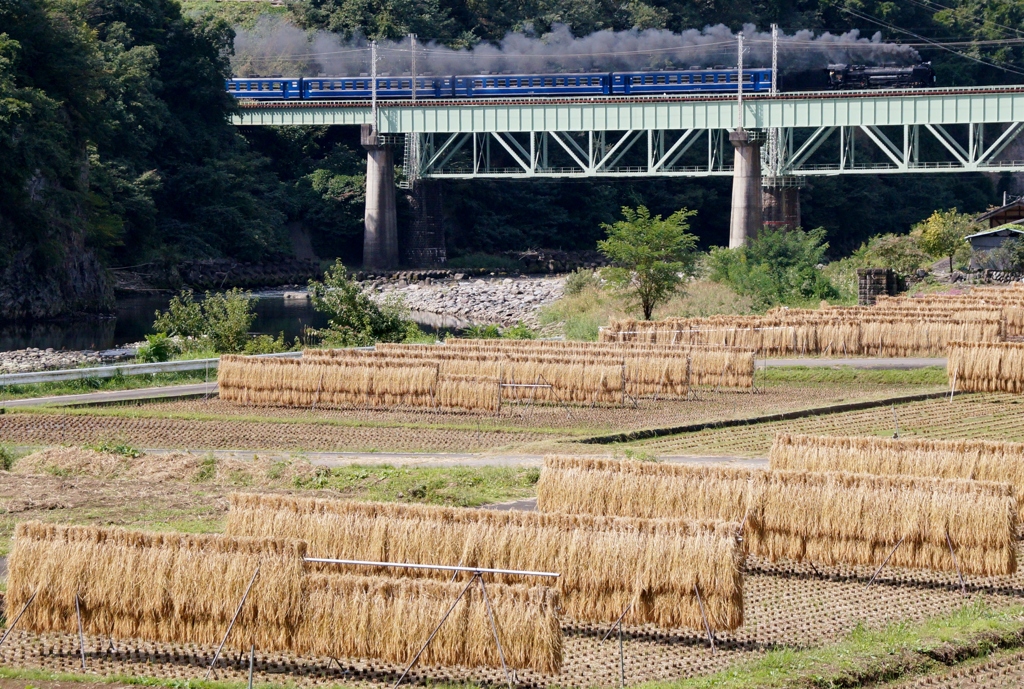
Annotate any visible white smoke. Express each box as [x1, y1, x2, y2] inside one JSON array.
[[231, 18, 921, 78]]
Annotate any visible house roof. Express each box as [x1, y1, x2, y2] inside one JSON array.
[[965, 225, 1024, 240], [974, 199, 1024, 222]]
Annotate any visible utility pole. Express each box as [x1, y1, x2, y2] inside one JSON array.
[[770, 24, 778, 96], [737, 33, 744, 130], [768, 23, 779, 177], [410, 33, 417, 102], [371, 40, 378, 136]]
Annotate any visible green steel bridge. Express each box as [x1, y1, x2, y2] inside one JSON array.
[[234, 86, 1024, 179]]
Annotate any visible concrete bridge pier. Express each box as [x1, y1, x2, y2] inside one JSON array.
[[728, 129, 763, 248], [361, 124, 399, 270], [762, 182, 802, 230]]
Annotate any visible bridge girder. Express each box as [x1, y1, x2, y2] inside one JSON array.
[[232, 88, 1024, 179]]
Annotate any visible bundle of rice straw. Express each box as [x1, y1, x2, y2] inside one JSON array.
[[376, 341, 756, 389], [537, 456, 1017, 576], [7, 522, 563, 672], [948, 340, 1024, 393], [296, 574, 562, 672], [217, 355, 499, 411], [226, 493, 744, 631], [6, 522, 306, 651], [600, 314, 1003, 356], [770, 433, 1024, 518]]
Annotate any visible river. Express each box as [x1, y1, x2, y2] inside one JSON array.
[[0, 291, 330, 352], [0, 290, 470, 352]]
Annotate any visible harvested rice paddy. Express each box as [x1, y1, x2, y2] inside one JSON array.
[[1, 550, 1022, 688], [0, 369, 946, 455], [628, 392, 1024, 457], [0, 350, 1019, 689]]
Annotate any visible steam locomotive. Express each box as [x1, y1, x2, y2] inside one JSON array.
[[226, 62, 934, 101]]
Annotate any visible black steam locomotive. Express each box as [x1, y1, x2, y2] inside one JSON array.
[[827, 62, 936, 89]]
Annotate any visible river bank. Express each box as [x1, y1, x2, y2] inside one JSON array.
[[0, 275, 567, 371]]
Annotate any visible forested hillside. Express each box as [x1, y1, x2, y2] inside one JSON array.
[[2, 0, 1023, 318]]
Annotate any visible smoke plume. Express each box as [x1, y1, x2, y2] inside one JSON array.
[[231, 18, 921, 78]]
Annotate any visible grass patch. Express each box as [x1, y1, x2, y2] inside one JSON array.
[[761, 366, 948, 387], [0, 370, 208, 402], [0, 666, 289, 689], [647, 600, 1024, 689], [293, 464, 540, 506], [538, 280, 754, 340]]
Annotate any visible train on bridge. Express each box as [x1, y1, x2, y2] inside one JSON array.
[[226, 63, 935, 101]]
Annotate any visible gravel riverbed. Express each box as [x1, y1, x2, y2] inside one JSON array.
[[369, 275, 565, 327], [0, 348, 102, 374]]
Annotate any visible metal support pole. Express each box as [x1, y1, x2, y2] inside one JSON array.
[[478, 576, 513, 689], [737, 34, 744, 130], [248, 643, 256, 689], [945, 531, 967, 595], [371, 41, 378, 135], [600, 600, 633, 686], [393, 575, 478, 689], [76, 592, 87, 670], [410, 34, 417, 102], [892, 403, 900, 439], [618, 621, 625, 688], [771, 24, 778, 95], [304, 557, 559, 579], [867, 537, 905, 586], [0, 591, 37, 650], [950, 368, 958, 402], [206, 565, 261, 680], [693, 585, 717, 654]]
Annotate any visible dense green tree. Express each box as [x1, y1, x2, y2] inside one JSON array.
[[598, 205, 699, 320], [1, 0, 292, 304], [914, 208, 979, 272]]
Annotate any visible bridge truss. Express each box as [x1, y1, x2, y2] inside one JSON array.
[[404, 121, 1024, 179], [233, 86, 1024, 180]]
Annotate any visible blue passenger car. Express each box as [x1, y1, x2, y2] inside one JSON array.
[[302, 76, 454, 99], [610, 68, 773, 95], [453, 73, 611, 98], [226, 78, 303, 100]]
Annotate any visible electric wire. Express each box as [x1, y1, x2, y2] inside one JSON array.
[[840, 6, 1024, 77]]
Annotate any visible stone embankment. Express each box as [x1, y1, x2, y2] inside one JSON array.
[[369, 275, 565, 327]]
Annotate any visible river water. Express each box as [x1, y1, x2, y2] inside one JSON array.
[[0, 290, 469, 352], [0, 291, 329, 352]]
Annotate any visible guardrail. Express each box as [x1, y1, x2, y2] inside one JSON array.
[[0, 351, 301, 387]]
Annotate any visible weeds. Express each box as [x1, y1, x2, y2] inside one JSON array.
[[193, 454, 218, 482], [90, 441, 142, 458]]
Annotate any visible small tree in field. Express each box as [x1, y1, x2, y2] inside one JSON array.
[[914, 209, 977, 273], [598, 205, 699, 320]]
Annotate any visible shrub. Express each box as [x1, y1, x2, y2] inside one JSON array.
[[463, 324, 502, 339], [244, 333, 289, 354], [462, 322, 536, 339], [135, 333, 174, 363], [308, 260, 410, 346], [708, 226, 839, 309], [152, 289, 258, 354], [564, 269, 600, 296]]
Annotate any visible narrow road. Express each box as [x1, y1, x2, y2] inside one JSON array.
[[0, 382, 215, 407], [140, 448, 766, 469], [762, 357, 946, 369]]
